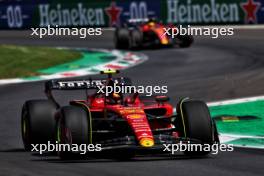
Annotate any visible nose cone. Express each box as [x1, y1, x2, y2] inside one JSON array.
[[122, 108, 154, 148]]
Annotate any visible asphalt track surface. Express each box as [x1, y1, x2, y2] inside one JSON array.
[[0, 29, 264, 176]]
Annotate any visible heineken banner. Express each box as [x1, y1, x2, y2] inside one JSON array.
[[0, 0, 263, 29]]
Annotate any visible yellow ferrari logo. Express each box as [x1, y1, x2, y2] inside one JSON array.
[[139, 138, 154, 147]]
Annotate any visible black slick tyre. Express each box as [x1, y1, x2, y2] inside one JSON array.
[[57, 106, 92, 160], [177, 99, 214, 156], [21, 100, 57, 151]]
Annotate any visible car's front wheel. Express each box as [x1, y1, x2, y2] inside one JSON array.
[[56, 106, 92, 160], [176, 99, 216, 156]]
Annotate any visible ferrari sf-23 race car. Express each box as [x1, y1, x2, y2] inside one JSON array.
[[21, 70, 219, 159], [115, 19, 194, 49]]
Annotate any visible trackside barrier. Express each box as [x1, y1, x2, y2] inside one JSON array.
[[0, 0, 263, 29]]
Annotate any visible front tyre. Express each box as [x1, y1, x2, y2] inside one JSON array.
[[176, 99, 215, 156], [57, 106, 92, 160]]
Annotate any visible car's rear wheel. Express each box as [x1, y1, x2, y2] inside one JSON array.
[[21, 100, 57, 151], [57, 106, 92, 160], [115, 28, 131, 49], [130, 29, 143, 48], [176, 99, 215, 156]]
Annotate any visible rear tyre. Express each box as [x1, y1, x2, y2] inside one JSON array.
[[178, 34, 194, 48], [57, 106, 91, 160], [176, 99, 214, 156], [130, 29, 143, 49], [21, 100, 57, 151], [115, 28, 131, 49]]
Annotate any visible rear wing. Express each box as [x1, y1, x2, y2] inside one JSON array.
[[45, 77, 132, 91], [45, 80, 103, 91], [44, 77, 132, 107]]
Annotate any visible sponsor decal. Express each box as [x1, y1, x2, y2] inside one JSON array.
[[119, 0, 157, 23], [165, 0, 264, 24], [127, 114, 145, 119], [166, 0, 240, 23], [105, 2, 123, 26], [1, 0, 264, 29], [38, 3, 105, 27], [240, 0, 261, 23], [120, 108, 145, 115], [57, 80, 104, 88]]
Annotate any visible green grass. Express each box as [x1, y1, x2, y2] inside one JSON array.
[[0, 45, 82, 79], [209, 100, 264, 136]]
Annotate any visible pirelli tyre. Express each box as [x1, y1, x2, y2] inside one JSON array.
[[56, 106, 92, 160], [115, 28, 131, 49], [21, 100, 57, 151], [176, 99, 215, 156], [178, 34, 194, 48], [130, 29, 143, 48]]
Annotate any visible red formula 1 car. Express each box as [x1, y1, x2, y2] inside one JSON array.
[[114, 19, 194, 49], [21, 70, 218, 159]]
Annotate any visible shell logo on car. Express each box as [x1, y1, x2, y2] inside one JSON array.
[[120, 108, 144, 115], [127, 114, 144, 119]]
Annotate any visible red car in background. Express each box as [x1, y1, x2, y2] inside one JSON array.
[[115, 19, 194, 49], [21, 70, 218, 160]]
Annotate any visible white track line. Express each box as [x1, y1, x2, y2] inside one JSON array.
[[0, 49, 148, 85], [220, 133, 264, 139], [172, 95, 264, 112], [196, 25, 264, 29], [232, 145, 264, 149], [207, 95, 264, 107]]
